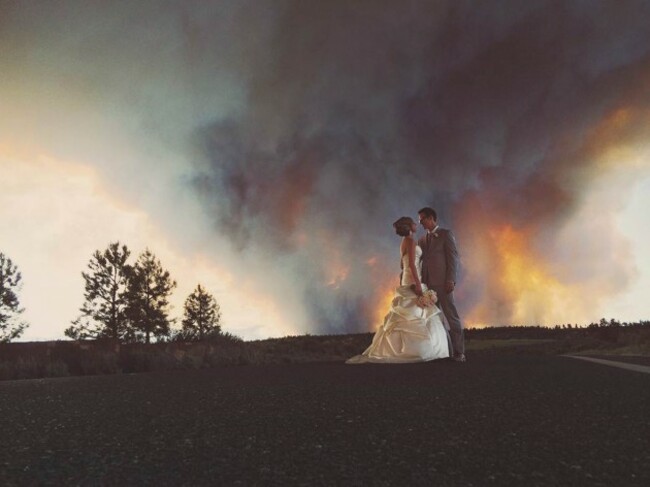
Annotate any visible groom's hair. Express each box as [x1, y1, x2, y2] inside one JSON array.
[[418, 207, 437, 220], [393, 216, 414, 237]]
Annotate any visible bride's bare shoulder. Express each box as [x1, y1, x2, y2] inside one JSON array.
[[402, 236, 417, 254]]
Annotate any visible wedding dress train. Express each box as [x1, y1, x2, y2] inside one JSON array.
[[346, 245, 450, 364]]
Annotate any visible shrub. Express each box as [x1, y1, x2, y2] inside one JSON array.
[[79, 352, 121, 376]]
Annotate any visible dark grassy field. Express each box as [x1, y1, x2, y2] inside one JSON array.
[[1, 323, 648, 484], [1, 321, 648, 381], [1, 352, 648, 486]]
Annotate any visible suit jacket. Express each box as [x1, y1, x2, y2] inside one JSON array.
[[417, 228, 459, 287]]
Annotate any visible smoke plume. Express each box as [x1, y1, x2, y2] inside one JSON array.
[[2, 1, 650, 335], [193, 1, 650, 330]]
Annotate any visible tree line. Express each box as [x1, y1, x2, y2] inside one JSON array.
[[0, 243, 223, 343]]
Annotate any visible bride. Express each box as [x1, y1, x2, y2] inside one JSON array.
[[346, 216, 450, 364]]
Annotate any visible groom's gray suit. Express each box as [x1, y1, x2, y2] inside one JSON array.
[[418, 228, 465, 357]]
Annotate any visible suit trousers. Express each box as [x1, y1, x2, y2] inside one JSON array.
[[431, 286, 464, 356]]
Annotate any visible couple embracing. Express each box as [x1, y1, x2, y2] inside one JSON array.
[[347, 207, 465, 364]]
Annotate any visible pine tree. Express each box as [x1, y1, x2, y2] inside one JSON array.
[[0, 252, 27, 343], [65, 242, 132, 341], [181, 284, 222, 340], [125, 249, 176, 343]]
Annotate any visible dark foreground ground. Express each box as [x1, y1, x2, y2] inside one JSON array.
[[1, 352, 648, 486]]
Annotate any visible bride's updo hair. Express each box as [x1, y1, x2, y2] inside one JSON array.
[[393, 216, 414, 237]]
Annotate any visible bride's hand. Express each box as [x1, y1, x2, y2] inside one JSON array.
[[414, 283, 423, 296]]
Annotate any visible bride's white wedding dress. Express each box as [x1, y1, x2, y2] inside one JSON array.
[[346, 245, 450, 364]]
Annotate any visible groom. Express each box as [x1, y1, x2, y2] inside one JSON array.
[[417, 207, 466, 362]]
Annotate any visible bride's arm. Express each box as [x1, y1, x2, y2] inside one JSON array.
[[406, 238, 423, 296]]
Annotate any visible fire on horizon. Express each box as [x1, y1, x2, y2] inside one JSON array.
[[1, 1, 650, 341]]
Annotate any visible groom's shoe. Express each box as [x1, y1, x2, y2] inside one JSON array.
[[452, 354, 466, 363]]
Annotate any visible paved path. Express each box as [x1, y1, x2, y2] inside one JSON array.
[[564, 355, 650, 374], [1, 353, 649, 486]]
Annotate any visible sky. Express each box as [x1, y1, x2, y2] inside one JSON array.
[[1, 0, 649, 341]]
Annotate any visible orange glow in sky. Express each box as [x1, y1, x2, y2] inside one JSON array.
[[0, 144, 300, 340]]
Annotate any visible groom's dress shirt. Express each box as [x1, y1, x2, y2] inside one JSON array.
[[426, 225, 440, 246]]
